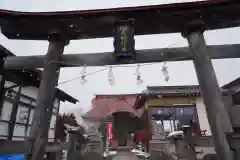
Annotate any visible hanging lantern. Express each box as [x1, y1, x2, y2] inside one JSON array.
[[113, 19, 135, 60]]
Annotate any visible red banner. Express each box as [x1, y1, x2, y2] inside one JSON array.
[[107, 123, 113, 146]]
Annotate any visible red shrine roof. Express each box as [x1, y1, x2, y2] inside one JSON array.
[[0, 0, 239, 40], [82, 94, 139, 121]]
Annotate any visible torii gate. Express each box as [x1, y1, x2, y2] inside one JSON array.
[[0, 1, 240, 160]]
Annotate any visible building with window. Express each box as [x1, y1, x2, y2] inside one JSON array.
[[135, 86, 209, 136], [0, 81, 78, 141], [81, 79, 240, 154], [134, 83, 237, 138], [0, 45, 78, 141], [82, 94, 139, 150]]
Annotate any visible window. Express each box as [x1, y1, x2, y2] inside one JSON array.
[[13, 124, 26, 137], [50, 115, 57, 129], [1, 101, 13, 121], [52, 107, 58, 114], [150, 105, 200, 134], [20, 96, 32, 105], [54, 99, 59, 108], [0, 121, 8, 136], [17, 106, 29, 124], [31, 100, 36, 107], [28, 109, 35, 125], [6, 90, 14, 99]]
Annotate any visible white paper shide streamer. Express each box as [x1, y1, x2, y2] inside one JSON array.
[[135, 64, 143, 85], [162, 62, 170, 82], [108, 66, 115, 86], [80, 65, 87, 84]]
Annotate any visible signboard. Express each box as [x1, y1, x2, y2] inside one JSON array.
[[113, 20, 135, 58]]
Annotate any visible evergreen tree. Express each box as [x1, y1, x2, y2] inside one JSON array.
[[55, 112, 80, 142]]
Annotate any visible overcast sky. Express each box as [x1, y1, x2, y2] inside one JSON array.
[[1, 0, 240, 114]]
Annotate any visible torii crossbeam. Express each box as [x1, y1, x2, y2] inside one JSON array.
[[1, 1, 240, 160], [3, 44, 240, 69]]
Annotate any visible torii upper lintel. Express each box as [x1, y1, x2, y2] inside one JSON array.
[[0, 0, 239, 40]]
